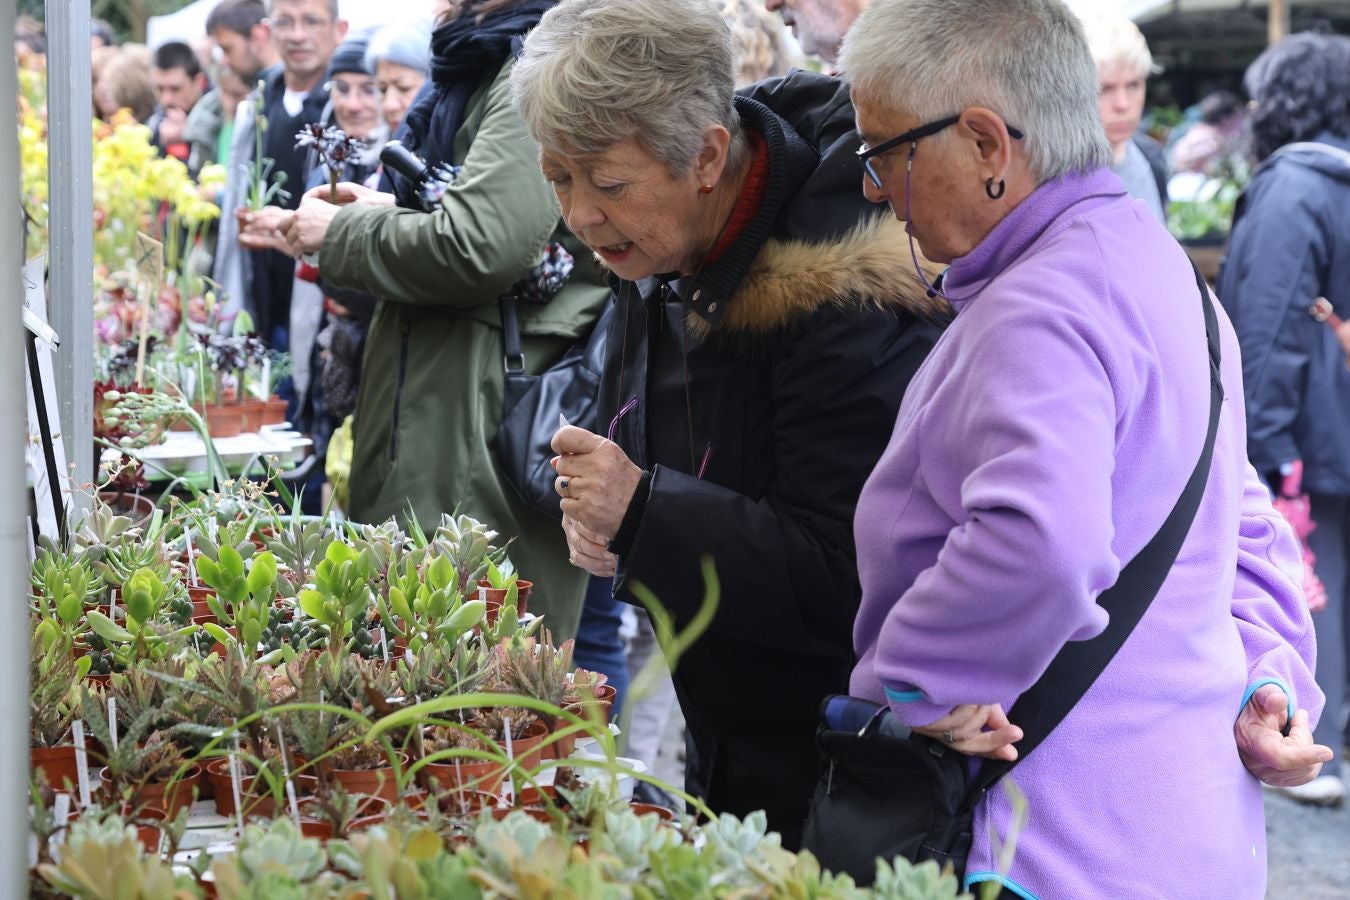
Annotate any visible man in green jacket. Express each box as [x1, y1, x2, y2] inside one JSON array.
[[285, 56, 610, 640]]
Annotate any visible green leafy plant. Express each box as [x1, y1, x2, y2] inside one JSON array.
[[431, 514, 502, 599], [209, 819, 334, 900], [300, 541, 374, 658], [379, 553, 486, 655], [195, 547, 278, 653]]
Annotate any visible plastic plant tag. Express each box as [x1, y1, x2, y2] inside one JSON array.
[[72, 720, 92, 808], [559, 413, 569, 428], [228, 737, 245, 837], [184, 527, 198, 586], [107, 698, 119, 752], [53, 790, 70, 826], [275, 723, 301, 827], [502, 717, 515, 808]]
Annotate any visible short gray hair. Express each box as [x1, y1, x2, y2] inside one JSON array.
[[511, 0, 742, 174], [840, 0, 1111, 184], [366, 19, 432, 74]]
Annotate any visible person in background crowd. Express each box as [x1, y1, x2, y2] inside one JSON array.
[[1218, 32, 1350, 808], [15, 15, 46, 67], [367, 19, 432, 134], [763, 0, 867, 66], [150, 41, 210, 163], [514, 0, 942, 846], [1170, 90, 1246, 176], [215, 0, 345, 350], [182, 62, 252, 282], [186, 63, 251, 179], [279, 0, 610, 640], [243, 32, 391, 494], [91, 45, 120, 118], [96, 45, 158, 124], [91, 19, 117, 50], [723, 0, 797, 85], [843, 0, 1326, 895], [1082, 13, 1168, 224], [207, 0, 281, 87]]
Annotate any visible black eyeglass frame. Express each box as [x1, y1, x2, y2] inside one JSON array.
[[857, 114, 1025, 190]]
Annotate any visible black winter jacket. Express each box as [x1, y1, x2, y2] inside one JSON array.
[[599, 71, 945, 847], [1218, 132, 1350, 495]]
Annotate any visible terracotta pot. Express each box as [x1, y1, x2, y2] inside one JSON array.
[[31, 744, 79, 792], [422, 719, 547, 796], [297, 795, 389, 840], [204, 404, 242, 438], [629, 802, 676, 822], [238, 399, 266, 433], [124, 804, 169, 856], [205, 757, 319, 818], [330, 758, 407, 803], [516, 785, 560, 809], [433, 788, 499, 817], [100, 764, 202, 820], [478, 580, 533, 622], [262, 397, 289, 426]]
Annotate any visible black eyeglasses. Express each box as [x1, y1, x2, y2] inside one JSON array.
[[857, 114, 1025, 190]]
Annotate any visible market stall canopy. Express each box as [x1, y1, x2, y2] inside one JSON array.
[[1067, 0, 1291, 21], [147, 0, 438, 48]]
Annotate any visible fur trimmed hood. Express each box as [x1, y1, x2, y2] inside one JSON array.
[[690, 215, 950, 337]]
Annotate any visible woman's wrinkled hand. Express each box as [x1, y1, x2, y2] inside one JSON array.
[[236, 205, 295, 254], [1235, 684, 1333, 787], [913, 704, 1024, 761], [551, 425, 643, 540], [283, 196, 342, 256], [562, 514, 617, 577]]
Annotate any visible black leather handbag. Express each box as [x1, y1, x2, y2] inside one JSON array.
[[801, 264, 1223, 886], [496, 294, 613, 520]]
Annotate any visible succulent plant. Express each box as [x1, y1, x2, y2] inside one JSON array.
[[37, 810, 199, 899], [29, 628, 85, 749], [209, 818, 331, 899]]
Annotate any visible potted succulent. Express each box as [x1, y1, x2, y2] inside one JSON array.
[[299, 541, 374, 660], [194, 547, 278, 659], [29, 630, 87, 792], [378, 553, 487, 656]]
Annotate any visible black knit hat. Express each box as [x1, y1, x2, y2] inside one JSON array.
[[329, 31, 373, 76]]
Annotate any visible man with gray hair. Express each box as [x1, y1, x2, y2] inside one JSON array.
[[763, 0, 867, 64]]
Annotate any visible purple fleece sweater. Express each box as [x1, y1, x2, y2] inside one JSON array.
[[850, 168, 1322, 899]]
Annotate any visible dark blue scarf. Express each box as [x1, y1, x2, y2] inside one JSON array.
[[390, 0, 555, 209]]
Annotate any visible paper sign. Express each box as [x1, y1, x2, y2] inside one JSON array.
[[134, 232, 164, 287]]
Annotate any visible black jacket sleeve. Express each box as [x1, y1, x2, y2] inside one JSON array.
[[614, 307, 939, 656], [1217, 163, 1330, 473]]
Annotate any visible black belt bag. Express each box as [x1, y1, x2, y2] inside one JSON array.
[[802, 263, 1223, 885]]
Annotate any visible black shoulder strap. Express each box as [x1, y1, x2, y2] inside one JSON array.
[[966, 262, 1224, 806], [499, 296, 525, 375]]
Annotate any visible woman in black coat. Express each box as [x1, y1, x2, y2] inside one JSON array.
[[1217, 32, 1350, 807], [511, 0, 944, 845]]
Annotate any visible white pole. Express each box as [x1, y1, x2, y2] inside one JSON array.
[[1, 7, 35, 892], [45, 0, 95, 498]]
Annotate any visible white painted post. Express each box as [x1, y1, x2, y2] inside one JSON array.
[[1, 4, 35, 891], [46, 0, 95, 502]]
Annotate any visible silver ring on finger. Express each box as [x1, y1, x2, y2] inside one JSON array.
[[942, 730, 955, 744], [559, 476, 571, 498]]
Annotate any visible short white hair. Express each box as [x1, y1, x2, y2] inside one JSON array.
[[1081, 13, 1153, 79], [511, 0, 743, 174], [840, 0, 1111, 184]]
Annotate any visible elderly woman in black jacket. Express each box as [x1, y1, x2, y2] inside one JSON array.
[[1218, 32, 1350, 807], [512, 0, 942, 845]]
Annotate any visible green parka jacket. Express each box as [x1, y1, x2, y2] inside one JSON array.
[[319, 58, 610, 639]]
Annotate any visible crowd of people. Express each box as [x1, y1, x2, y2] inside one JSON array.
[[25, 0, 1350, 894]]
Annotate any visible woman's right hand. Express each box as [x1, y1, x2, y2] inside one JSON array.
[[913, 704, 1024, 761], [237, 206, 296, 253], [302, 181, 396, 207]]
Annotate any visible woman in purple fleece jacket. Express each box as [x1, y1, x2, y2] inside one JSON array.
[[840, 1, 1330, 897]]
